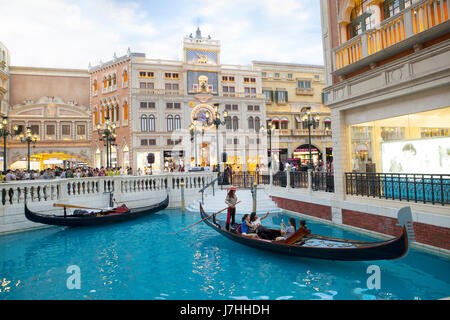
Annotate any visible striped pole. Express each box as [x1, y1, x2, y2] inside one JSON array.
[[252, 182, 257, 212], [181, 181, 185, 212]]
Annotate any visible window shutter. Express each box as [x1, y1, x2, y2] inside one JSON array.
[[285, 91, 288, 102]]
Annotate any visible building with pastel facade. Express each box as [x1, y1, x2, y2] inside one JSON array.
[[90, 29, 268, 173], [5, 66, 91, 170], [0, 41, 10, 117], [252, 61, 332, 169]]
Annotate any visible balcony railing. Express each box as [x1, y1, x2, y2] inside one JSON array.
[[345, 172, 450, 205], [296, 88, 314, 95], [333, 0, 450, 73]]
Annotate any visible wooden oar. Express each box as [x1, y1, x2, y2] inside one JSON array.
[[53, 203, 106, 211], [169, 201, 241, 235]]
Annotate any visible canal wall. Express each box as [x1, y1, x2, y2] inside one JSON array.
[[267, 186, 450, 257], [0, 172, 217, 235]]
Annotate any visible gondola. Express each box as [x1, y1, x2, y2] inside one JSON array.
[[200, 204, 415, 261], [25, 195, 169, 227]]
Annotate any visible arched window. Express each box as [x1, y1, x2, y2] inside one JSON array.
[[141, 115, 148, 131], [225, 116, 232, 130], [232, 116, 239, 131], [280, 117, 289, 129], [115, 105, 120, 122], [248, 117, 254, 130], [94, 107, 98, 125], [122, 69, 128, 87], [149, 115, 155, 132], [107, 75, 112, 87], [101, 105, 105, 123], [112, 73, 117, 86], [349, 0, 373, 39], [110, 105, 115, 122], [123, 101, 128, 120], [93, 80, 98, 94], [167, 115, 173, 132], [174, 115, 181, 131], [255, 116, 260, 132], [103, 76, 107, 89]]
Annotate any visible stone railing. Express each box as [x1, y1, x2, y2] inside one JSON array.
[[333, 0, 450, 72], [0, 172, 216, 208]]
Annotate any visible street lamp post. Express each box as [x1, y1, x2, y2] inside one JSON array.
[[211, 103, 227, 172], [301, 106, 320, 170], [189, 120, 199, 167], [0, 116, 19, 175], [19, 127, 38, 171], [97, 117, 117, 168], [260, 121, 275, 171]]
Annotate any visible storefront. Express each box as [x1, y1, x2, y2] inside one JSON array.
[[163, 150, 185, 171], [136, 151, 161, 173], [348, 107, 450, 174], [292, 144, 322, 166]]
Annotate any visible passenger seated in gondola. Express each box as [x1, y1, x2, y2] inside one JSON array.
[[237, 214, 259, 239], [249, 211, 281, 240], [275, 218, 297, 241]]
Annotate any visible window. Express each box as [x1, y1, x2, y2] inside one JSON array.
[[149, 115, 155, 132], [166, 102, 173, 109], [140, 102, 148, 109], [62, 125, 70, 136], [247, 105, 254, 111], [174, 115, 181, 131], [223, 76, 235, 81], [172, 73, 179, 79], [46, 125, 55, 135], [225, 104, 231, 111], [140, 82, 154, 89], [244, 77, 256, 83], [274, 73, 280, 78], [297, 80, 311, 88], [276, 90, 288, 103], [232, 104, 238, 111], [234, 138, 239, 145], [139, 71, 154, 78], [280, 122, 288, 130], [174, 103, 181, 109], [141, 115, 148, 131], [139, 72, 146, 77], [349, 0, 374, 39], [248, 117, 254, 130], [254, 105, 260, 111], [30, 125, 39, 135], [383, 0, 412, 19], [263, 90, 272, 102], [287, 73, 293, 80], [140, 139, 148, 146], [255, 117, 260, 132], [232, 116, 239, 131], [262, 72, 267, 78], [149, 139, 156, 145], [314, 74, 320, 80], [167, 115, 173, 132], [77, 125, 86, 135], [148, 102, 155, 109], [14, 124, 24, 135], [225, 116, 232, 130]]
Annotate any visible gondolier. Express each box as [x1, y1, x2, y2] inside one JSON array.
[[225, 187, 238, 231]]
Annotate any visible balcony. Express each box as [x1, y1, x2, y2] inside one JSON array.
[[333, 0, 450, 76], [296, 88, 314, 96]]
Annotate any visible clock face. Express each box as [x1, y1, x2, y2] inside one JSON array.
[[191, 104, 214, 129]]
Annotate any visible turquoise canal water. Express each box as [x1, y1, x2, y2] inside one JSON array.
[[0, 208, 449, 300]]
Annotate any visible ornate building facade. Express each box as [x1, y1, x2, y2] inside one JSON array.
[[0, 41, 10, 116], [252, 61, 332, 169], [7, 66, 91, 170], [90, 29, 268, 172]]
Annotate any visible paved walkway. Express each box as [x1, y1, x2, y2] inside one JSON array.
[[186, 187, 282, 215]]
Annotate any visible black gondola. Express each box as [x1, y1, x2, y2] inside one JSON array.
[[25, 195, 169, 227], [200, 204, 415, 261]]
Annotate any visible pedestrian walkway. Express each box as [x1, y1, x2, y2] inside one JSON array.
[[185, 187, 282, 215]]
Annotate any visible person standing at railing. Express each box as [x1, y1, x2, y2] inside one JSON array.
[[225, 187, 238, 231]]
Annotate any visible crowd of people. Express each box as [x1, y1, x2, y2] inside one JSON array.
[[2, 166, 134, 181]]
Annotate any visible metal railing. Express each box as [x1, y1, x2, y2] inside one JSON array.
[[345, 172, 450, 205], [199, 176, 219, 204]]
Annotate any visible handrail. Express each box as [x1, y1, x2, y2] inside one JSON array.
[[199, 176, 219, 204]]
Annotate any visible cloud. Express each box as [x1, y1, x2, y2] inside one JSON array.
[[0, 0, 324, 68]]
